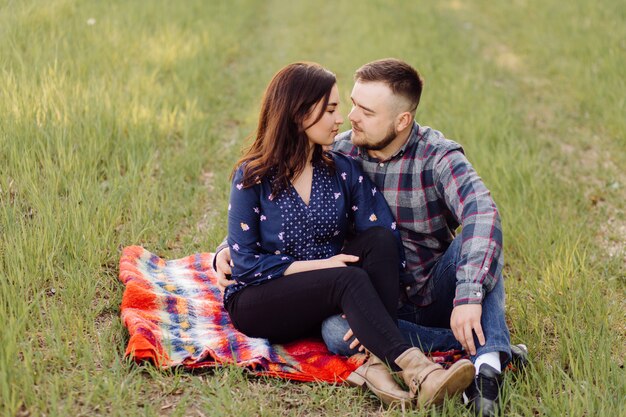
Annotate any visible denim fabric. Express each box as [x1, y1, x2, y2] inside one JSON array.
[[397, 235, 511, 364], [321, 314, 461, 356], [322, 234, 512, 364]]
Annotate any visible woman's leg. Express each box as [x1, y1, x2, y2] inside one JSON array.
[[226, 265, 411, 368], [340, 227, 401, 321]]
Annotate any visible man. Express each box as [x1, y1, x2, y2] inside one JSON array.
[[215, 58, 521, 416]]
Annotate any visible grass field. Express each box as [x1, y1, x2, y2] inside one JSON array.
[[1, 0, 624, 415]]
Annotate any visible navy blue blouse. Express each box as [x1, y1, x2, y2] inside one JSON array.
[[225, 151, 404, 302]]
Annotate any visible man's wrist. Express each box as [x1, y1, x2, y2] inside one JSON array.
[[453, 282, 485, 307], [212, 241, 229, 271]]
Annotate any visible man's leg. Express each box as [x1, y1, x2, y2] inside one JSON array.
[[397, 235, 512, 365], [322, 232, 511, 363], [396, 235, 513, 416], [322, 315, 461, 356], [321, 228, 463, 356]]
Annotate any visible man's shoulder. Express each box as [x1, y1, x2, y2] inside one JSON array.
[[332, 131, 359, 156], [416, 125, 464, 157]]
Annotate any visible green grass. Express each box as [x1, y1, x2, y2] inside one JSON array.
[[1, 0, 624, 415]]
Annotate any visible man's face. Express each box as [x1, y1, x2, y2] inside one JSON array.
[[348, 81, 398, 150]]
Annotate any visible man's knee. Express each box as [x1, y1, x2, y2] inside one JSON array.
[[321, 314, 360, 356]]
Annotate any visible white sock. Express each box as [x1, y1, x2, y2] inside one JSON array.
[[473, 352, 501, 375]]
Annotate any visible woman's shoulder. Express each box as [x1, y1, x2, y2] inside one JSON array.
[[231, 163, 247, 183], [325, 151, 369, 189], [328, 150, 362, 171], [231, 162, 270, 192]]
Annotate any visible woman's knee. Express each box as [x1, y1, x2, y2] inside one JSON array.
[[361, 227, 400, 258], [334, 266, 370, 288], [362, 226, 395, 242]]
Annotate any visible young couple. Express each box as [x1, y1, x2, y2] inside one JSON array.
[[214, 59, 522, 416]]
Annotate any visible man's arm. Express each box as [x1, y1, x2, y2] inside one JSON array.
[[435, 149, 503, 354], [212, 237, 228, 272], [435, 149, 503, 306], [213, 245, 235, 291]]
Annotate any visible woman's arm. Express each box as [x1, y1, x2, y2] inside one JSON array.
[[284, 254, 359, 275], [228, 168, 295, 284]]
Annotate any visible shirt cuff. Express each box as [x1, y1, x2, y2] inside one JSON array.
[[453, 282, 485, 307], [212, 240, 229, 272]]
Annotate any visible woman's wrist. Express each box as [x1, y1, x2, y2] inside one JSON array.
[[284, 259, 326, 275]]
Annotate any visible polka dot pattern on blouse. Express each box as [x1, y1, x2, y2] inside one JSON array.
[[225, 152, 404, 303], [278, 164, 338, 261]]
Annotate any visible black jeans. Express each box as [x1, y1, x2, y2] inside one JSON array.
[[226, 227, 411, 368]]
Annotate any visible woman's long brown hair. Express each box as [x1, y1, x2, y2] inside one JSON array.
[[235, 62, 336, 194]]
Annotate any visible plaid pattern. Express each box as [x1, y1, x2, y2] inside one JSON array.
[[334, 123, 503, 307], [119, 246, 363, 382], [119, 245, 466, 381]]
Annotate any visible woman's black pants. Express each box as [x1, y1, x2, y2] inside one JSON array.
[[225, 227, 411, 368]]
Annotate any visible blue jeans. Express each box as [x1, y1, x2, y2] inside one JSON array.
[[321, 235, 512, 364], [322, 315, 462, 355]]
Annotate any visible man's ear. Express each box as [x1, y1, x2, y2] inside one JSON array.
[[395, 111, 413, 132]]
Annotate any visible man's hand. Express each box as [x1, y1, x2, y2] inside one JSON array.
[[341, 315, 365, 352], [450, 304, 485, 355], [215, 248, 235, 291]]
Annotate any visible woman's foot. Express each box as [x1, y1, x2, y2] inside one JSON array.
[[395, 347, 475, 407], [346, 355, 412, 406]]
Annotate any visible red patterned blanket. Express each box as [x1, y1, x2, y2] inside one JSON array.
[[119, 246, 465, 382]]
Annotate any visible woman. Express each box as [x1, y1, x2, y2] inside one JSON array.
[[225, 62, 474, 407]]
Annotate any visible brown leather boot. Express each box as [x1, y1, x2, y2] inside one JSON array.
[[345, 355, 412, 406], [394, 347, 475, 407]]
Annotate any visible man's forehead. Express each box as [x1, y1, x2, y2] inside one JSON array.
[[351, 81, 393, 107]]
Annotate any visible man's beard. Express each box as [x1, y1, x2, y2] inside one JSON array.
[[354, 123, 397, 151]]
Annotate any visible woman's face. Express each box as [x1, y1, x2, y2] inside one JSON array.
[[303, 84, 344, 147]]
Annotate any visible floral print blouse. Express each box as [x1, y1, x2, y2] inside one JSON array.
[[225, 151, 404, 302]]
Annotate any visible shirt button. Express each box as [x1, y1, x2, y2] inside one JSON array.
[[483, 267, 489, 271], [379, 163, 384, 167]]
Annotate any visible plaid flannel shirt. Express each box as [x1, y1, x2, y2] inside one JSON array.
[[333, 122, 503, 307]]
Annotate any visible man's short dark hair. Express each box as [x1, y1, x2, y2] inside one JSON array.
[[355, 58, 423, 113]]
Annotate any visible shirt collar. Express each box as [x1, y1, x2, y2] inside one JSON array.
[[356, 121, 420, 162]]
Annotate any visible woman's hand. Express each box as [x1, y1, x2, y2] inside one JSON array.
[[284, 254, 359, 275], [326, 254, 360, 268]]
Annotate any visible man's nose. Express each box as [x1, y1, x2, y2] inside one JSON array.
[[348, 106, 357, 122]]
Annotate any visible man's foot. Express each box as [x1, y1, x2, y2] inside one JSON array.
[[510, 343, 529, 369], [463, 364, 502, 417]]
